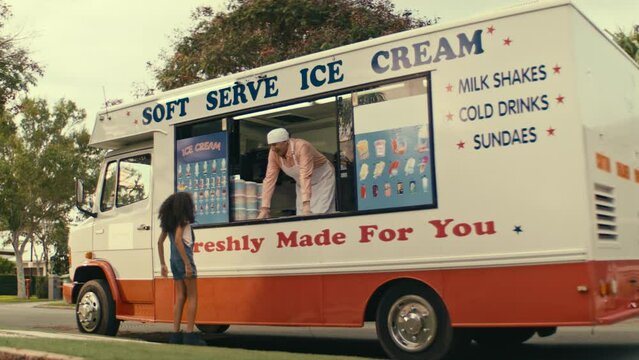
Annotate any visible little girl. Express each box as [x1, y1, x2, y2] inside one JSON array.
[[157, 192, 205, 346]]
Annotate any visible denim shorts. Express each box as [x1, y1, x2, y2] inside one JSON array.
[[169, 231, 197, 280], [170, 254, 197, 280]]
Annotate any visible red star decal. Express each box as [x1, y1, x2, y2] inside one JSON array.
[[133, 119, 139, 125], [457, 141, 465, 149], [126, 111, 131, 116], [487, 26, 496, 35], [556, 95, 565, 104], [446, 83, 453, 92], [553, 64, 561, 74], [446, 112, 454, 121], [503, 37, 512, 46], [547, 127, 556, 136]]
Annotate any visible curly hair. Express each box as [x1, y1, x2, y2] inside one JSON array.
[[158, 192, 195, 233]]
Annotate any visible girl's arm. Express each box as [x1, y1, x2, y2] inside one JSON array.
[[174, 224, 193, 277], [157, 230, 168, 277]]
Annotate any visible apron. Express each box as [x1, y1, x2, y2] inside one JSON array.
[[279, 141, 336, 215]]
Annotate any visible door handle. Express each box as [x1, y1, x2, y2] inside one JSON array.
[[137, 224, 151, 231], [95, 229, 104, 234]]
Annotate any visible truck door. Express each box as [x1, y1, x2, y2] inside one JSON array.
[[94, 150, 154, 303]]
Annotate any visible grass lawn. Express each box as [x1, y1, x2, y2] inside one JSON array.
[[0, 337, 367, 360], [0, 295, 49, 303]]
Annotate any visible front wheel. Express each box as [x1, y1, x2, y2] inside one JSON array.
[[196, 324, 230, 334], [75, 279, 120, 336], [376, 284, 452, 360]]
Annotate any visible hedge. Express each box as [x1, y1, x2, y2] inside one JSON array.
[[0, 275, 48, 297]]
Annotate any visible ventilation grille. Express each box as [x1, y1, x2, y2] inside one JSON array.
[[594, 183, 617, 241]]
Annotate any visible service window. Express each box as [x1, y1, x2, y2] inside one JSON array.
[[230, 97, 338, 221], [175, 74, 434, 227], [117, 154, 152, 207]]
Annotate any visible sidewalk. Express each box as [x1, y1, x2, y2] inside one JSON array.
[[0, 347, 83, 360]]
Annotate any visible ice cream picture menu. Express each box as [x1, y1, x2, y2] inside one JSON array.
[[176, 132, 229, 225], [353, 94, 434, 211]]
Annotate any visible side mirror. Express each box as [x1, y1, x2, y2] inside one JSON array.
[[75, 179, 84, 205], [75, 179, 97, 218]]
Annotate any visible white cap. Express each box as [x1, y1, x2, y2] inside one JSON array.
[[267, 128, 289, 144]]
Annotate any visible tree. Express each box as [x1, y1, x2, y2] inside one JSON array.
[[0, 97, 93, 298], [612, 26, 639, 63], [151, 0, 433, 91], [0, 1, 98, 293], [29, 219, 69, 275], [0, 3, 42, 112], [0, 257, 15, 274], [43, 220, 70, 275]]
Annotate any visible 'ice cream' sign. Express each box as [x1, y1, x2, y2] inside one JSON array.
[[371, 29, 484, 74]]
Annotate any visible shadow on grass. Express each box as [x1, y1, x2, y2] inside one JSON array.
[[448, 343, 639, 360], [120, 331, 388, 359]]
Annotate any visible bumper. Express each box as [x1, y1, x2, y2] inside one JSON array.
[[63, 283, 74, 304]]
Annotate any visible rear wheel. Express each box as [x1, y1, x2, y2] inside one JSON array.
[[196, 324, 230, 334], [376, 283, 452, 360], [75, 279, 120, 336]]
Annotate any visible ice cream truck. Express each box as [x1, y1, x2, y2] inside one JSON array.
[[66, 1, 639, 359]]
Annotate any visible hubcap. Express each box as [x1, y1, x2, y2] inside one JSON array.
[[77, 291, 101, 332], [387, 295, 437, 352]]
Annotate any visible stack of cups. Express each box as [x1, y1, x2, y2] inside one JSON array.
[[256, 183, 263, 210], [245, 181, 258, 219], [232, 177, 246, 221]]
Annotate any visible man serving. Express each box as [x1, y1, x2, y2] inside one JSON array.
[[257, 128, 335, 218]]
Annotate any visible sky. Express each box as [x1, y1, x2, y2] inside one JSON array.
[[5, 0, 638, 130]]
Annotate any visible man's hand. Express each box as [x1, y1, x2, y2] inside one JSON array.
[[185, 264, 193, 278], [160, 264, 168, 278], [302, 201, 312, 215], [257, 207, 270, 219]]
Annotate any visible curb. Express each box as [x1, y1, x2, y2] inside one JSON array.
[[32, 304, 74, 311], [0, 347, 83, 360], [0, 330, 157, 344]]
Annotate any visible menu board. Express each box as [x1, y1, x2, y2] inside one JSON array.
[[175, 132, 229, 225], [353, 95, 434, 211]]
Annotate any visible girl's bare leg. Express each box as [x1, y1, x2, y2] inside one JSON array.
[[173, 280, 186, 332], [183, 277, 198, 333]]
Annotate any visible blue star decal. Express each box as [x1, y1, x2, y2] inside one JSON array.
[[513, 225, 523, 234]]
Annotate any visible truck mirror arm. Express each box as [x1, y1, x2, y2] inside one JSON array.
[[76, 205, 97, 218]]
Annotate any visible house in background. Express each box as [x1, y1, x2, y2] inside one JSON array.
[[0, 233, 49, 276]]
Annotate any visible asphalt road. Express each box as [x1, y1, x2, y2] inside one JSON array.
[[2, 302, 639, 359]]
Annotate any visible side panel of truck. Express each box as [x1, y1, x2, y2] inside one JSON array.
[[144, 5, 600, 326]]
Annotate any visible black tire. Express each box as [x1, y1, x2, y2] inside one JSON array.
[[196, 324, 230, 334], [75, 279, 120, 336], [471, 327, 535, 348], [376, 283, 453, 360]]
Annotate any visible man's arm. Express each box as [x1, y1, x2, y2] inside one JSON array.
[[258, 149, 281, 219]]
